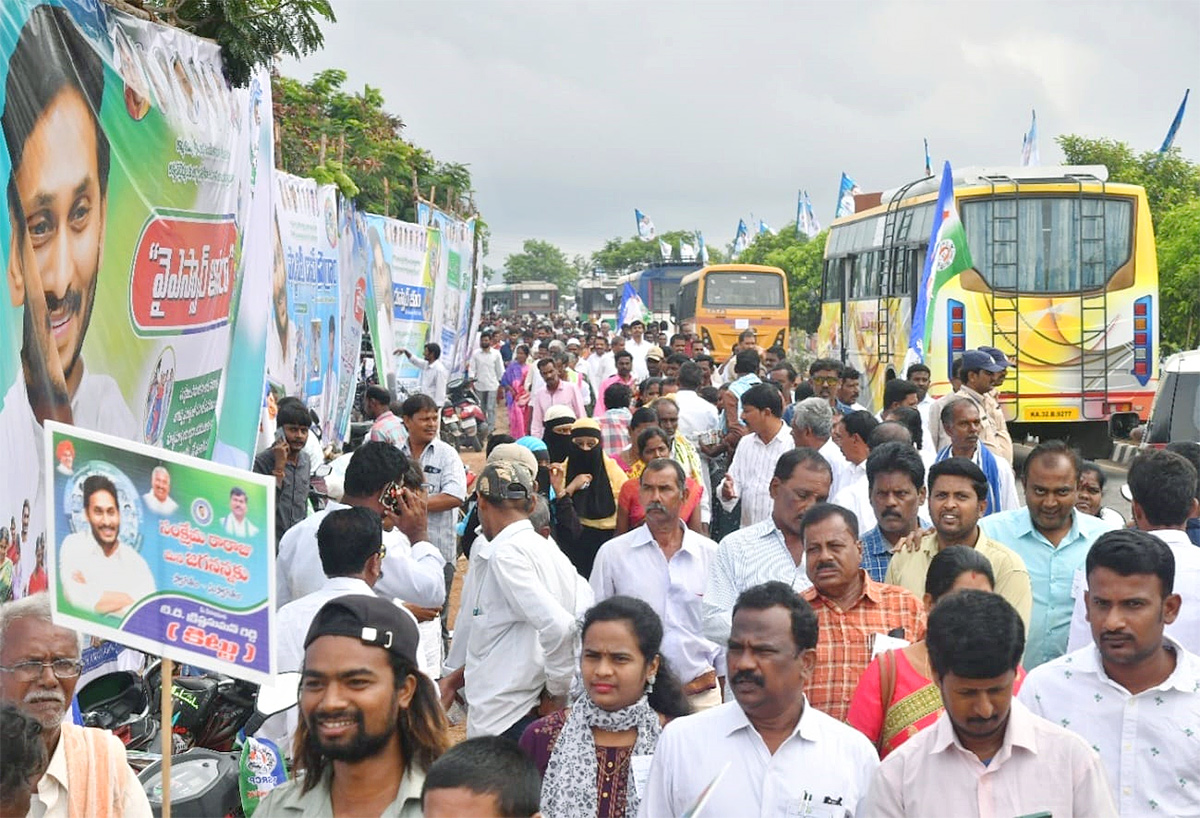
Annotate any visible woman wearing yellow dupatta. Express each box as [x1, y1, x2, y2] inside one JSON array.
[[848, 546, 1026, 757]]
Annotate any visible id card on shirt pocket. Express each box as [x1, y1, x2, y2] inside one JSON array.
[[785, 801, 840, 818], [630, 754, 653, 797]]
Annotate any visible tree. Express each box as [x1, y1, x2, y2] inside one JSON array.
[[273, 70, 477, 224], [737, 225, 828, 332], [1057, 134, 1200, 352], [504, 240, 577, 293], [116, 0, 336, 87]]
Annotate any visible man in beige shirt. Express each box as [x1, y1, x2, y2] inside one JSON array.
[[886, 457, 1032, 627], [954, 350, 1013, 464]]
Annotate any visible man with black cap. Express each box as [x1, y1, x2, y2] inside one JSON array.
[[440, 461, 584, 740], [255, 595, 450, 818]]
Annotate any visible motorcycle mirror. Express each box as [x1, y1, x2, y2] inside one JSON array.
[[256, 672, 301, 717]]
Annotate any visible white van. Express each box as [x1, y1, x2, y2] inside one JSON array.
[[1143, 349, 1200, 446]]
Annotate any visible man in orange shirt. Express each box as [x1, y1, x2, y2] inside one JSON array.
[[801, 503, 926, 721]]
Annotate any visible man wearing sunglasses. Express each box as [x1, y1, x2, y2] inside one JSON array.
[[0, 592, 152, 817]]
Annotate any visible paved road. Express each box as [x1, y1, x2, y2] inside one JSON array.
[[1012, 443, 1131, 523]]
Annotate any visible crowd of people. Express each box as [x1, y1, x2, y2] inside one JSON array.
[[2, 311, 1199, 817]]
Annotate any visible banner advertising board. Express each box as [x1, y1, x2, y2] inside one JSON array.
[[330, 196, 367, 442], [45, 421, 275, 682], [0, 0, 270, 600], [267, 171, 340, 424], [363, 214, 433, 393], [417, 203, 476, 373]]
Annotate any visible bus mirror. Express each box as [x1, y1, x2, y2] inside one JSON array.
[[669, 303, 677, 320]]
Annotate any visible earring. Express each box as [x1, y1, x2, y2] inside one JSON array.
[[646, 675, 656, 693]]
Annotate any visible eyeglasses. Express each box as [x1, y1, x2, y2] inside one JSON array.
[[812, 376, 840, 385], [0, 659, 83, 681]]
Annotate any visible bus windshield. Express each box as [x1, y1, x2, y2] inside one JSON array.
[[703, 272, 785, 309], [960, 196, 1133, 292]]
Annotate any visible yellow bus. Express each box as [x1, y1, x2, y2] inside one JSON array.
[[818, 166, 1158, 457], [674, 264, 789, 360]]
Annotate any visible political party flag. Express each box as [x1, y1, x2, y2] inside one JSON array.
[[732, 219, 749, 256], [679, 238, 696, 261], [618, 282, 649, 327], [1159, 89, 1190, 153], [758, 219, 774, 236], [697, 231, 709, 264], [635, 209, 656, 241], [835, 173, 860, 218], [924, 138, 932, 176], [1020, 109, 1040, 166], [804, 191, 821, 236], [659, 238, 672, 260], [910, 161, 973, 366]]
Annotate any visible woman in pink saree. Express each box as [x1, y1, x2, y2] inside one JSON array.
[[501, 344, 531, 436]]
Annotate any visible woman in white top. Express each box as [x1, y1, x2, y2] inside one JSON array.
[[1076, 460, 1126, 527]]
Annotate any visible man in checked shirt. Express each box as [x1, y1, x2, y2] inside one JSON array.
[[800, 502, 926, 722]]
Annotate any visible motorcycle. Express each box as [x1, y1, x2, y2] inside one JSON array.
[[137, 671, 301, 818], [444, 377, 487, 451], [77, 669, 159, 760]]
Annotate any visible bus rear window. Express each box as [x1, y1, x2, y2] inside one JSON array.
[[961, 196, 1133, 292], [703, 273, 785, 308]]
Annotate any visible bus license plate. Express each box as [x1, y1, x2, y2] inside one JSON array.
[[1025, 407, 1080, 421]]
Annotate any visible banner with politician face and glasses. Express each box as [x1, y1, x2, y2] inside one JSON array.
[[363, 213, 434, 394], [0, 0, 271, 601], [329, 195, 367, 443], [45, 421, 275, 682]]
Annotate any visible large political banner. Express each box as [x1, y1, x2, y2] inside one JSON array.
[[363, 213, 434, 393], [0, 0, 270, 602], [417, 203, 476, 374], [331, 196, 367, 442], [267, 171, 340, 423], [45, 422, 275, 683]]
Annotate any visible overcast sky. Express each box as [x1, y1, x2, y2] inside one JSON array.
[[290, 1, 1200, 267]]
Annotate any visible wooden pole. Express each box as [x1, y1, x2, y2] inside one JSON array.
[[318, 133, 327, 167], [383, 177, 390, 218], [159, 657, 174, 818], [337, 134, 345, 164]]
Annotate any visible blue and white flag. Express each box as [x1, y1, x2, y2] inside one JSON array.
[[924, 138, 932, 177], [1020, 110, 1040, 166], [635, 209, 656, 241], [795, 190, 805, 237], [1159, 89, 1190, 153], [697, 231, 709, 264], [679, 238, 697, 261], [835, 173, 860, 218], [659, 238, 672, 260], [804, 191, 821, 236], [758, 219, 774, 236], [618, 282, 649, 327], [907, 160, 973, 374], [732, 219, 749, 256]]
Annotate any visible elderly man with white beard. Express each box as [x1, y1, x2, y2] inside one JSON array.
[[0, 593, 151, 817]]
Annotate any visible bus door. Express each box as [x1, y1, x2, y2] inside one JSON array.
[[839, 255, 855, 364]]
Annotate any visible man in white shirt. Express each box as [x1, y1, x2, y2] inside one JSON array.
[[141, 467, 179, 516], [397, 342, 449, 406], [60, 475, 156, 619], [591, 459, 723, 709], [640, 581, 879, 817], [673, 362, 719, 444], [624, 319, 653, 380], [827, 409, 877, 524], [440, 461, 585, 739], [1067, 449, 1200, 655], [468, 330, 505, 433], [221, 486, 260, 537], [275, 442, 445, 611], [703, 448, 831, 644], [720, 383, 795, 527], [1021, 529, 1198, 818], [585, 335, 616, 391], [863, 589, 1116, 817], [790, 396, 849, 499]]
